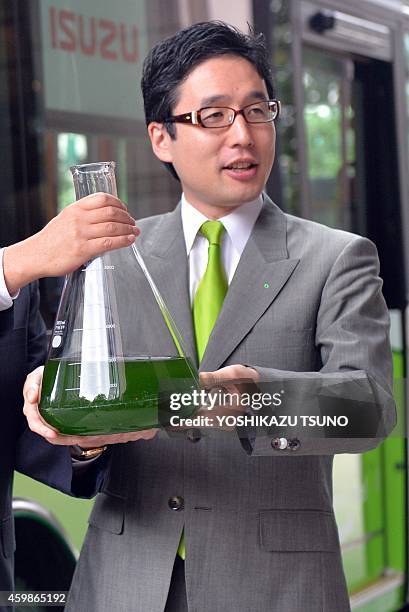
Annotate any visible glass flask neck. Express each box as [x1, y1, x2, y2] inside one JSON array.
[[70, 161, 117, 200]]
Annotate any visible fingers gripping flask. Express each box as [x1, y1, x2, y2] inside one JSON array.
[[39, 162, 198, 435]]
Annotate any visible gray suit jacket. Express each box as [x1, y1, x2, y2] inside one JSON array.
[[66, 196, 395, 612]]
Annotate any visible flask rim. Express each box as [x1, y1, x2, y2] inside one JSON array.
[[70, 161, 115, 175]]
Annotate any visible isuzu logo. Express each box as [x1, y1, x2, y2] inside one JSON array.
[[49, 6, 139, 64]]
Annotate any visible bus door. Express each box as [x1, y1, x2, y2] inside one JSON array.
[[299, 4, 407, 610]]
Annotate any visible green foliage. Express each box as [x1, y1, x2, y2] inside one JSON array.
[[305, 106, 341, 179]]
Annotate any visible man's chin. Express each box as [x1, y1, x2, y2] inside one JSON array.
[[228, 190, 263, 207]]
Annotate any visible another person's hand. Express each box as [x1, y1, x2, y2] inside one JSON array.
[[4, 193, 140, 295], [23, 366, 158, 447]]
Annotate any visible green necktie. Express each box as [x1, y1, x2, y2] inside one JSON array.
[[177, 221, 228, 560], [193, 221, 228, 362]]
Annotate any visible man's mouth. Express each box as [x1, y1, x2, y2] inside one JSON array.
[[223, 162, 258, 172]]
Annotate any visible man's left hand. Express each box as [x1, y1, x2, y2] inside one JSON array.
[[200, 364, 260, 388]]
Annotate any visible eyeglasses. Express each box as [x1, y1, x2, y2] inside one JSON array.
[[166, 99, 281, 129]]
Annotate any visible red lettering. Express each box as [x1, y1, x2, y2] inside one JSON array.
[[99, 19, 118, 61], [79, 15, 96, 56], [59, 10, 76, 52], [49, 6, 57, 49], [120, 24, 138, 63], [51, 9, 139, 64]]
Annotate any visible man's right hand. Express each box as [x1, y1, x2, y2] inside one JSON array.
[[4, 193, 139, 295]]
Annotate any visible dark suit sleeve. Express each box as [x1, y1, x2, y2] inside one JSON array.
[[25, 282, 47, 374], [240, 237, 396, 456], [15, 282, 110, 498]]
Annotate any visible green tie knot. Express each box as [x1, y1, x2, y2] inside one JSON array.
[[200, 220, 225, 246]]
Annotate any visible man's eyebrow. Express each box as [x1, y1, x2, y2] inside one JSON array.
[[199, 90, 268, 107]]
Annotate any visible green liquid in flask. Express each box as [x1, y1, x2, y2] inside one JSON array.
[[39, 356, 197, 435]]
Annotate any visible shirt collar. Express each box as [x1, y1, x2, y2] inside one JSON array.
[[181, 193, 264, 257]]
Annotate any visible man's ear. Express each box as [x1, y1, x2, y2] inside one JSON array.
[[147, 122, 174, 163]]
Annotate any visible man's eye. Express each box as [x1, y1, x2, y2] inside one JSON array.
[[204, 111, 225, 121], [248, 106, 264, 115]]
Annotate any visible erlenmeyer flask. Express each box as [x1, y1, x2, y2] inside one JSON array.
[[39, 161, 198, 435]]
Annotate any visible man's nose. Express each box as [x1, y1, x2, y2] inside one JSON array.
[[228, 113, 254, 147]]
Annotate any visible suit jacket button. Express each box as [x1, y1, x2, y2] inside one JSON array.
[[186, 428, 201, 443], [272, 437, 288, 450], [288, 438, 301, 451], [168, 496, 184, 511]]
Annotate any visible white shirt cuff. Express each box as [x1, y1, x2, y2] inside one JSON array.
[[0, 248, 19, 311]]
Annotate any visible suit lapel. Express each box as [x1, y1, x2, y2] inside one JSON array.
[[200, 197, 299, 371], [139, 198, 299, 372], [138, 205, 198, 367]]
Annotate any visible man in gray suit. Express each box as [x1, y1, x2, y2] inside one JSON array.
[[24, 21, 395, 612]]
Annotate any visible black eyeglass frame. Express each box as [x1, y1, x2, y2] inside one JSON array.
[[166, 99, 281, 128]]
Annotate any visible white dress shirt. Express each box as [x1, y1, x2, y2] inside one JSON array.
[[0, 248, 16, 311], [181, 193, 263, 304]]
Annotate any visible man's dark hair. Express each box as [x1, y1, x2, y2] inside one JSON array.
[[141, 21, 275, 180]]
